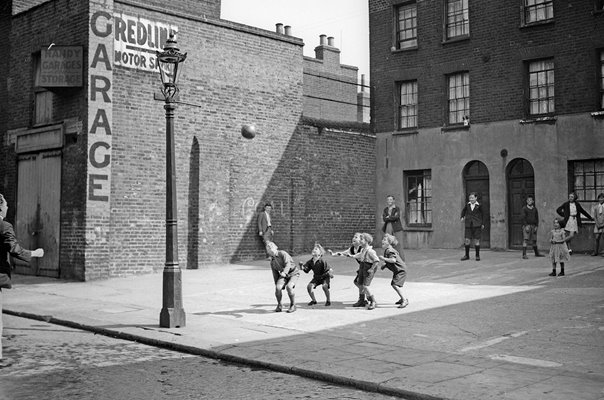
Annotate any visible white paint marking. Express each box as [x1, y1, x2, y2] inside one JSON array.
[[489, 354, 562, 368], [459, 331, 528, 352]]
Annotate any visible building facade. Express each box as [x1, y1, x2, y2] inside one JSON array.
[[369, 0, 604, 252], [0, 0, 374, 280]]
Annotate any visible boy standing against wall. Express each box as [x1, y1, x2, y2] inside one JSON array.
[[521, 195, 544, 259]]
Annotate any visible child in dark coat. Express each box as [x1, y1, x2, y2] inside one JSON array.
[[300, 244, 333, 306], [460, 192, 485, 261]]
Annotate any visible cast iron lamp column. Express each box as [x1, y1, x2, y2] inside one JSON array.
[[156, 33, 187, 328]]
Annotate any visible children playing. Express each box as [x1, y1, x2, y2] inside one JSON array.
[[548, 218, 570, 277], [328, 233, 366, 307], [378, 233, 409, 308], [300, 244, 333, 306]]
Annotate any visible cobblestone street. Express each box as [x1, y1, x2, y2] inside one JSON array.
[[0, 315, 398, 400]]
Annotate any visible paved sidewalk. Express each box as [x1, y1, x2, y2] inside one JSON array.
[[2, 249, 604, 399]]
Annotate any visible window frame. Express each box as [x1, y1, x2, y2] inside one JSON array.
[[404, 169, 432, 228], [397, 80, 418, 130], [394, 2, 418, 50], [446, 71, 470, 125], [526, 58, 555, 117], [521, 0, 554, 26], [444, 0, 469, 41], [32, 51, 53, 126], [568, 159, 604, 218]]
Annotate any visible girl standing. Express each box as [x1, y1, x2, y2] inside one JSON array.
[[549, 218, 570, 277], [556, 192, 592, 254], [379, 234, 409, 308]]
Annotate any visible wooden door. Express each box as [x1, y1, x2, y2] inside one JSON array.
[[507, 159, 534, 249], [463, 161, 490, 248], [14, 150, 61, 277]]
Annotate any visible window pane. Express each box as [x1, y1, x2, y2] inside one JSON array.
[[524, 0, 553, 23], [399, 81, 418, 129], [528, 58, 554, 115], [446, 0, 469, 39], [397, 3, 417, 49], [448, 72, 469, 124], [571, 160, 604, 214]]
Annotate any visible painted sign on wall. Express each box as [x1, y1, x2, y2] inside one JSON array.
[[40, 46, 83, 87], [114, 13, 178, 72]]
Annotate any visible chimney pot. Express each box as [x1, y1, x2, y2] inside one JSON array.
[[284, 25, 292, 35], [319, 34, 327, 45], [276, 23, 284, 34], [327, 36, 334, 46]]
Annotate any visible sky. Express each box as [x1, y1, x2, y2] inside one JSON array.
[[221, 0, 369, 80]]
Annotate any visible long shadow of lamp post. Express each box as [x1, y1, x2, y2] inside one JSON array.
[[156, 32, 187, 328]]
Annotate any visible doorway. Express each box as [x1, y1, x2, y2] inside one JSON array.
[[463, 161, 490, 248], [507, 158, 535, 249], [14, 150, 61, 277]]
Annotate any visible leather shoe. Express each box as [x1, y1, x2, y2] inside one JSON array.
[[287, 305, 297, 313], [460, 255, 470, 261], [274, 305, 282, 312], [307, 300, 317, 306]]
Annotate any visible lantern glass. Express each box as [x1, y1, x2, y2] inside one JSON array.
[[156, 32, 187, 100]]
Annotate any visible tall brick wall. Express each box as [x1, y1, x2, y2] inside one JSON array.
[[369, 0, 604, 133], [233, 119, 376, 260]]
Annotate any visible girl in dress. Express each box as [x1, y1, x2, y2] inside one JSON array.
[[549, 218, 570, 277]]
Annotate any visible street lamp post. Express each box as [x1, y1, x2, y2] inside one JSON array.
[[156, 33, 187, 328]]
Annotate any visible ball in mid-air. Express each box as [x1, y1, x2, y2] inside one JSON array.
[[241, 124, 256, 139]]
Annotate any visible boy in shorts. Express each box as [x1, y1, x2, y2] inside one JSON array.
[[266, 241, 299, 313]]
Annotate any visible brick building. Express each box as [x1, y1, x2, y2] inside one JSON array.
[[369, 0, 604, 252], [0, 0, 374, 280], [303, 33, 370, 123]]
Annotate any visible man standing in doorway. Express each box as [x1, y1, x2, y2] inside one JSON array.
[[460, 192, 485, 261], [258, 202, 274, 245]]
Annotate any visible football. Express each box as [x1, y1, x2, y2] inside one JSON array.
[[241, 124, 256, 139]]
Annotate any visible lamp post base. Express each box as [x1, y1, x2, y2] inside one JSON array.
[[159, 266, 186, 328], [159, 307, 186, 328]]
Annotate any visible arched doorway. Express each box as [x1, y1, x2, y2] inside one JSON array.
[[463, 161, 490, 248], [507, 158, 535, 249]]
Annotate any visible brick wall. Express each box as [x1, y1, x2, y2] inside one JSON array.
[[369, 0, 604, 133], [233, 119, 376, 260]]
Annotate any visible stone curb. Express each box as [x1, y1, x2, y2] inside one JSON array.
[[3, 308, 449, 400]]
